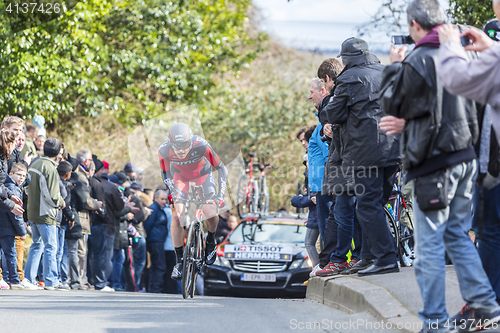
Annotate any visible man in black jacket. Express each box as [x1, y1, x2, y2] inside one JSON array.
[[88, 157, 110, 291], [380, 0, 500, 330], [315, 58, 363, 277], [324, 37, 401, 277]]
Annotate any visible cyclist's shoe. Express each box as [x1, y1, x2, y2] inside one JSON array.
[[171, 262, 183, 281], [205, 241, 217, 265]]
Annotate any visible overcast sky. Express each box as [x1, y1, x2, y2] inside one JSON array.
[[252, 0, 450, 53]]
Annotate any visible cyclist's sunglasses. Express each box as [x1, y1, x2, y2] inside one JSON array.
[[172, 141, 191, 151]]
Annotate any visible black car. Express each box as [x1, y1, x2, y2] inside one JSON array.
[[204, 215, 312, 297]]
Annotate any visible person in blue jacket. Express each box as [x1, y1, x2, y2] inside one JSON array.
[[144, 190, 170, 293], [0, 163, 28, 289]]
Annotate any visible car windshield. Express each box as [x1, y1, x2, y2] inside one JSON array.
[[228, 223, 305, 244]]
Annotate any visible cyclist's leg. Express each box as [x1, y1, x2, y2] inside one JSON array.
[[199, 173, 218, 265], [171, 173, 189, 248], [171, 175, 189, 281], [199, 173, 218, 233]]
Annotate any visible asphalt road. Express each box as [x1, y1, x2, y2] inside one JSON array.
[[0, 290, 403, 333]]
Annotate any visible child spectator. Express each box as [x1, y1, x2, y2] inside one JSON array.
[[0, 163, 28, 289], [0, 131, 24, 289]]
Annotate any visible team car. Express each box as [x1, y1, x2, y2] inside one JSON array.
[[204, 214, 313, 297]]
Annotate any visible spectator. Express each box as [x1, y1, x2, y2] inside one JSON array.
[[108, 174, 134, 291], [0, 131, 24, 290], [124, 162, 137, 182], [227, 215, 239, 231], [163, 193, 176, 294], [34, 135, 46, 157], [307, 78, 331, 253], [324, 37, 401, 276], [436, 3, 500, 314], [55, 161, 76, 290], [101, 160, 109, 176], [291, 194, 318, 267], [127, 182, 148, 292], [32, 115, 46, 138], [2, 116, 31, 171], [25, 138, 66, 290], [144, 188, 155, 207], [21, 123, 38, 158], [87, 157, 111, 291], [144, 190, 169, 293], [95, 167, 127, 292], [380, 0, 500, 330], [296, 127, 309, 151], [0, 163, 28, 289], [75, 149, 102, 289]]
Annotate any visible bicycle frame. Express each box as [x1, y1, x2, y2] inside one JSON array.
[[181, 185, 209, 299]]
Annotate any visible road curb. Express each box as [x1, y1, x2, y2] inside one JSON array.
[[306, 276, 422, 333]]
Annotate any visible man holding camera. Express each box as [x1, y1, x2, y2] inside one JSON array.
[[380, 0, 500, 331]]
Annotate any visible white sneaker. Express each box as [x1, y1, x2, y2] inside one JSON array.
[[0, 279, 10, 290], [99, 286, 115, 292], [309, 264, 321, 278], [21, 279, 42, 290], [53, 283, 70, 291], [9, 283, 26, 290]]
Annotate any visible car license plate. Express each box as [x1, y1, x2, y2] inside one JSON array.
[[240, 273, 276, 282]]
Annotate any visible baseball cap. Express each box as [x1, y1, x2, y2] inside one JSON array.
[[484, 19, 500, 41]]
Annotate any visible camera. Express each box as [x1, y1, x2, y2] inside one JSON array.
[[460, 35, 470, 47], [392, 35, 415, 45]]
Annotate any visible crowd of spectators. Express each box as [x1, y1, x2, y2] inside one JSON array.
[[0, 115, 241, 294], [292, 0, 500, 331]]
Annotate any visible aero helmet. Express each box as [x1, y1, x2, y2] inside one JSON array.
[[168, 123, 193, 151]]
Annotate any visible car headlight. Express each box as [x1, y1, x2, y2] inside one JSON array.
[[290, 259, 302, 270], [216, 256, 231, 267], [291, 258, 312, 270], [301, 258, 313, 269]]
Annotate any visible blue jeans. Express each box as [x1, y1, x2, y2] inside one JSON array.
[[148, 242, 166, 293], [105, 233, 115, 280], [110, 249, 125, 289], [314, 192, 333, 242], [25, 222, 58, 287], [304, 227, 320, 267], [0, 236, 20, 284], [56, 226, 66, 283], [61, 241, 69, 284], [413, 161, 500, 333], [89, 225, 108, 289], [132, 236, 146, 290], [475, 184, 500, 301], [330, 193, 359, 263]]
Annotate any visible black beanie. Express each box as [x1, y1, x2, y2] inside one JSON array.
[[44, 138, 62, 158], [92, 154, 104, 172]]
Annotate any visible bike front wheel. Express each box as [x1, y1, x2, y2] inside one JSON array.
[[182, 220, 201, 299]]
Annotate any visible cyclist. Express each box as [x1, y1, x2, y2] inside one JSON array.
[[158, 123, 228, 280]]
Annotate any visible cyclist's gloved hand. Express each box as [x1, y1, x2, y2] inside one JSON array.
[[168, 190, 180, 205], [217, 198, 225, 209]]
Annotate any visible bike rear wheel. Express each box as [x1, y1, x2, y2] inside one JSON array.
[[398, 201, 414, 267], [182, 220, 201, 299], [385, 206, 400, 260]]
